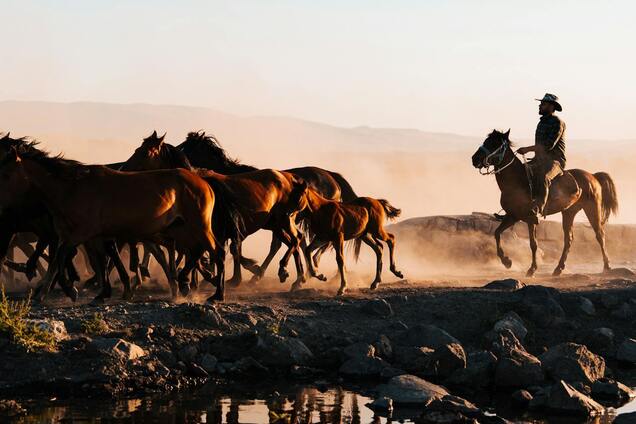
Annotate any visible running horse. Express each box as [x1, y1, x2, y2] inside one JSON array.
[[472, 130, 618, 276]]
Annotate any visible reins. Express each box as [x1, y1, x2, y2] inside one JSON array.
[[478, 137, 534, 197]]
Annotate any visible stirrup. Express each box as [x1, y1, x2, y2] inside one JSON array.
[[493, 213, 506, 221]]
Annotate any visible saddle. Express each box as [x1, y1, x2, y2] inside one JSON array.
[[543, 171, 581, 213]]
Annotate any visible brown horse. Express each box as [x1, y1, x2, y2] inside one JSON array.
[[284, 180, 403, 296], [472, 130, 618, 276], [0, 145, 228, 303], [123, 132, 308, 292]]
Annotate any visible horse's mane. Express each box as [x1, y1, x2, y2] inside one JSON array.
[[178, 131, 257, 173], [0, 133, 94, 179]]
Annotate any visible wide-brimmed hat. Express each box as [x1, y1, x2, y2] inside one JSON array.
[[535, 93, 562, 112]]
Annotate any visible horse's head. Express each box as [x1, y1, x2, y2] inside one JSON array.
[[179, 131, 257, 174], [0, 147, 30, 208], [286, 178, 310, 216], [472, 129, 511, 169], [122, 131, 192, 171]]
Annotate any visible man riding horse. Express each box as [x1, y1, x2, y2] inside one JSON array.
[[516, 93, 566, 224]]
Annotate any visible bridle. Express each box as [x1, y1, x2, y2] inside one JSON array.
[[477, 137, 517, 175]]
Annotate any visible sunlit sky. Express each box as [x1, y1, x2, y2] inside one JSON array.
[[2, 1, 635, 139]]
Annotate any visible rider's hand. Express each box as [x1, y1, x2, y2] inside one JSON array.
[[517, 146, 531, 155]]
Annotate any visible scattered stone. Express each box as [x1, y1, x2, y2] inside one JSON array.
[[517, 286, 565, 328], [200, 353, 218, 373], [392, 346, 434, 373], [0, 400, 25, 417], [492, 311, 528, 342], [254, 334, 314, 367], [546, 380, 604, 416], [362, 299, 393, 317], [447, 351, 497, 389], [511, 389, 533, 407], [591, 378, 635, 402], [616, 338, 636, 364], [343, 342, 375, 359], [188, 363, 209, 377], [426, 343, 467, 378], [612, 303, 633, 320], [539, 343, 605, 385], [419, 395, 509, 424], [367, 397, 393, 413], [25, 319, 68, 341], [90, 338, 146, 361], [339, 355, 391, 377], [374, 335, 393, 359], [483, 278, 525, 291], [490, 329, 525, 357], [600, 294, 620, 309], [230, 357, 268, 375], [577, 297, 596, 316], [577, 328, 615, 355], [494, 348, 544, 388], [375, 374, 448, 406], [178, 345, 198, 364], [401, 324, 460, 349]]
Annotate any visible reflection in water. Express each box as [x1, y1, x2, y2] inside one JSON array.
[[8, 384, 636, 423]]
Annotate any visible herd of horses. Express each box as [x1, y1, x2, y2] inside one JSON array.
[[0, 131, 403, 303], [0, 128, 619, 305]]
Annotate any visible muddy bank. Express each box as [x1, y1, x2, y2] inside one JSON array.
[[2, 274, 636, 422]]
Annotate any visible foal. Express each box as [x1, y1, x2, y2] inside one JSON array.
[[285, 180, 404, 296]]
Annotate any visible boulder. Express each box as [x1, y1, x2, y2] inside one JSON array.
[[447, 351, 497, 388], [178, 345, 198, 364], [343, 342, 375, 359], [577, 297, 596, 316], [26, 319, 68, 342], [339, 356, 391, 377], [492, 311, 527, 342], [489, 328, 525, 357], [426, 343, 467, 378], [494, 348, 544, 388], [616, 338, 636, 364], [230, 357, 268, 375], [419, 395, 510, 424], [483, 279, 525, 291], [374, 335, 393, 359], [612, 303, 633, 320], [90, 338, 146, 361], [546, 381, 604, 416], [517, 285, 565, 327], [366, 397, 393, 413], [577, 327, 614, 355], [615, 412, 636, 424], [539, 343, 605, 385], [200, 353, 218, 373], [392, 346, 434, 373], [591, 378, 635, 402], [362, 299, 393, 317], [254, 334, 314, 367], [376, 374, 448, 406], [511, 389, 533, 407], [402, 324, 460, 349]]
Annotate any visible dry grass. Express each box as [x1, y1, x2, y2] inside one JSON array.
[[0, 286, 57, 352], [80, 313, 109, 335]]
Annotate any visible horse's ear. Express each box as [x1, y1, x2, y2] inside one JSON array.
[[151, 130, 158, 138], [3, 132, 10, 140], [504, 129, 510, 139], [159, 132, 167, 141]]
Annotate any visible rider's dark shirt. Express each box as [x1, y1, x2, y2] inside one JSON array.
[[535, 114, 566, 168]]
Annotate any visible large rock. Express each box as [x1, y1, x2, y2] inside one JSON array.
[[392, 346, 434, 373], [591, 378, 635, 402], [419, 395, 510, 424], [25, 319, 68, 342], [577, 327, 614, 355], [361, 299, 393, 317], [483, 279, 525, 291], [376, 374, 448, 406], [494, 348, 544, 388], [576, 296, 596, 316], [615, 412, 636, 424], [339, 356, 391, 377], [401, 324, 460, 349], [539, 343, 605, 385], [254, 334, 314, 367], [492, 311, 527, 342], [517, 285, 565, 327], [546, 381, 604, 416], [425, 343, 466, 378], [447, 351, 497, 389], [343, 343, 375, 359], [616, 338, 636, 364], [489, 329, 525, 357], [90, 338, 146, 361]]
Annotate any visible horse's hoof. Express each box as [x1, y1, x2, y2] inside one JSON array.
[[552, 268, 563, 276], [66, 287, 79, 302], [26, 269, 36, 282], [178, 283, 190, 297], [278, 269, 289, 283], [393, 270, 404, 279], [314, 274, 327, 282], [227, 277, 242, 288], [370, 282, 379, 290], [502, 257, 513, 269], [122, 290, 134, 301], [290, 282, 302, 292], [603, 266, 612, 273], [206, 294, 224, 303], [336, 288, 347, 296], [526, 269, 536, 278]]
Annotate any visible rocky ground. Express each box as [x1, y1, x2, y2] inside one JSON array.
[[1, 270, 636, 423]]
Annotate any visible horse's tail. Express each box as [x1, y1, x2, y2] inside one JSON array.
[[328, 171, 358, 201], [594, 172, 619, 225], [353, 238, 362, 262], [205, 177, 245, 243], [378, 199, 401, 221]]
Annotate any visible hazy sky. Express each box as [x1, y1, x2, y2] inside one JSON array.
[[2, 1, 635, 139]]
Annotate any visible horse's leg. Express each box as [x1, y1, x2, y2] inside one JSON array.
[[553, 208, 578, 276], [249, 234, 282, 284], [362, 234, 383, 290], [64, 246, 81, 284], [227, 239, 243, 286], [128, 243, 144, 290], [304, 238, 328, 281], [104, 241, 133, 300], [147, 243, 178, 297], [33, 242, 72, 303], [526, 222, 539, 277], [275, 229, 296, 284], [583, 204, 611, 272], [382, 231, 403, 279], [495, 215, 517, 269], [177, 247, 203, 297], [90, 244, 112, 305], [334, 235, 348, 296], [208, 245, 227, 303], [82, 243, 102, 290], [139, 244, 152, 279], [312, 243, 330, 268]]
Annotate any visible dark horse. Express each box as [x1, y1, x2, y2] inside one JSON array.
[[176, 131, 358, 284], [472, 130, 618, 276]]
